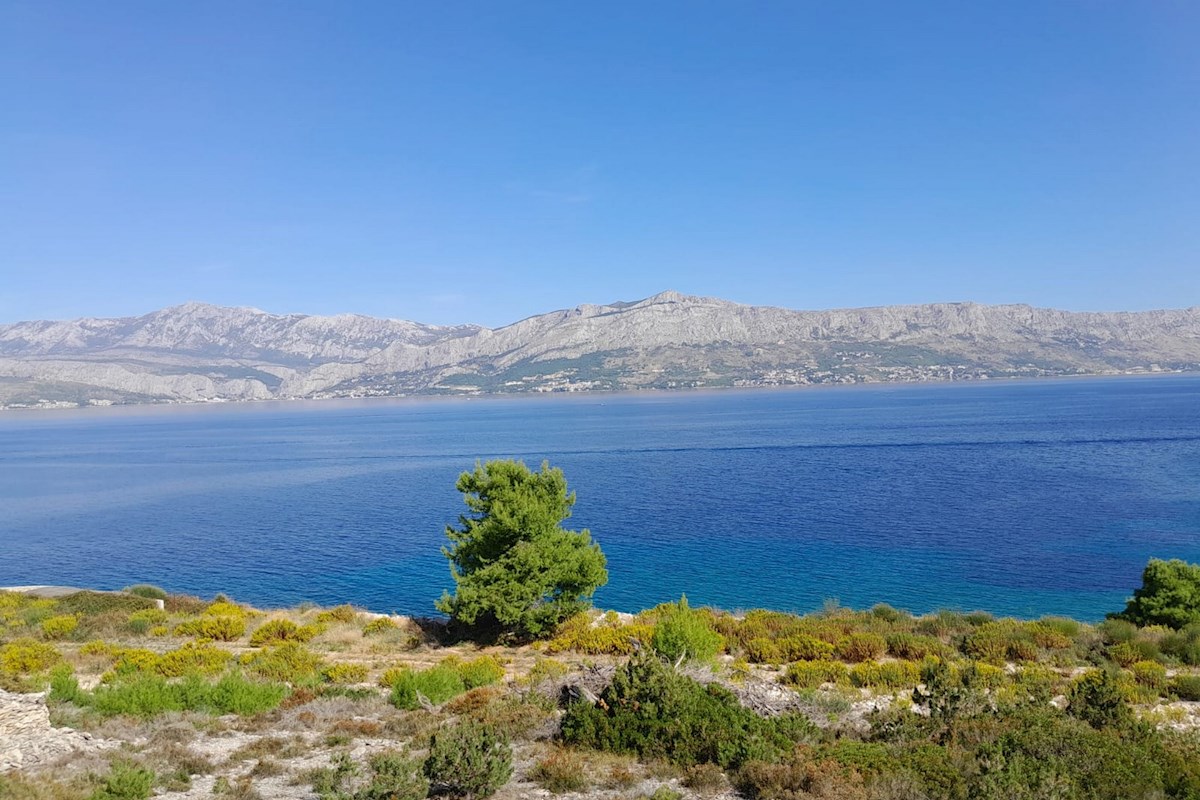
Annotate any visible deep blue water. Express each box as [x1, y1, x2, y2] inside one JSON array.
[[2, 376, 1199, 621]]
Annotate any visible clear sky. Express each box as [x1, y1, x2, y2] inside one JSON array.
[[2, 1, 1197, 327]]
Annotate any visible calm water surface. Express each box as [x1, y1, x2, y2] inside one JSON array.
[[2, 376, 1199, 620]]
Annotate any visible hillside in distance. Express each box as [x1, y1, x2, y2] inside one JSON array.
[[2, 291, 1199, 408]]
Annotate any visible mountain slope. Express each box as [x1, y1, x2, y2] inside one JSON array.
[[2, 292, 1198, 408]]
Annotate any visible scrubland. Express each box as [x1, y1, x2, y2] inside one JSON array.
[[2, 588, 1200, 800]]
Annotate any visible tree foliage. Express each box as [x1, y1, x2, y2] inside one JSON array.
[[1117, 558, 1200, 629], [436, 459, 608, 640]]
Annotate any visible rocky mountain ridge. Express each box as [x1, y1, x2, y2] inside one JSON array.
[[2, 291, 1198, 408]]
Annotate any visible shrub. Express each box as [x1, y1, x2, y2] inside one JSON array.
[[529, 747, 590, 793], [322, 662, 369, 684], [391, 664, 465, 709], [683, 762, 728, 795], [835, 633, 887, 662], [157, 642, 231, 677], [735, 753, 867, 800], [458, 656, 505, 689], [315, 604, 358, 624], [652, 596, 724, 663], [1025, 622, 1072, 650], [848, 660, 920, 689], [81, 640, 121, 659], [1067, 669, 1132, 729], [0, 638, 62, 674], [249, 618, 318, 647], [48, 664, 84, 704], [357, 750, 428, 800], [174, 615, 245, 641], [782, 660, 849, 689], [1131, 660, 1168, 692], [41, 614, 79, 640], [124, 585, 169, 601], [57, 591, 156, 616], [884, 632, 945, 661], [1108, 641, 1147, 667], [545, 611, 653, 655], [87, 672, 287, 717], [242, 642, 323, 683], [1098, 617, 1138, 644], [90, 760, 155, 800], [1117, 558, 1200, 629], [363, 617, 400, 636], [1171, 674, 1200, 701], [127, 609, 168, 634], [561, 654, 816, 770], [423, 722, 512, 798], [778, 635, 836, 662]]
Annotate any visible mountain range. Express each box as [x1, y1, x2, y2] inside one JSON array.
[[2, 291, 1198, 409]]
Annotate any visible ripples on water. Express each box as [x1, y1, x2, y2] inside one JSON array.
[[2, 376, 1198, 620]]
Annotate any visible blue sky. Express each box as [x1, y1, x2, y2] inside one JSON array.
[[2, 1, 1197, 327]]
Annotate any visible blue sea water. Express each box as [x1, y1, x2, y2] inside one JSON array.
[[2, 376, 1199, 621]]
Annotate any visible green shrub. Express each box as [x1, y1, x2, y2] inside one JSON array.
[[390, 663, 466, 709], [124, 585, 169, 601], [835, 632, 887, 662], [849, 660, 920, 689], [87, 672, 287, 717], [174, 615, 245, 641], [423, 722, 512, 798], [870, 604, 907, 623], [249, 618, 318, 647], [781, 659, 848, 688], [321, 662, 369, 684], [127, 608, 168, 635], [241, 642, 323, 683], [652, 596, 724, 663], [1098, 617, 1138, 644], [41, 614, 79, 640], [90, 760, 155, 800], [529, 747, 590, 793], [57, 591, 156, 616], [1067, 669, 1132, 730], [561, 654, 816, 770], [48, 664, 84, 704], [356, 750, 428, 800], [1171, 674, 1200, 701]]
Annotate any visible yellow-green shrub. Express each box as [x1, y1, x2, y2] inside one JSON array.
[[1131, 660, 1168, 692], [202, 600, 250, 618], [0, 638, 62, 674], [835, 633, 887, 663], [80, 640, 121, 660], [321, 662, 369, 684], [315, 605, 358, 624], [40, 615, 79, 640], [174, 615, 245, 641], [150, 625, 169, 637], [241, 642, 323, 683], [1107, 642, 1143, 668], [1026, 622, 1072, 650], [127, 608, 168, 634], [458, 656, 506, 689], [885, 633, 946, 661], [849, 660, 920, 689], [363, 617, 399, 636], [782, 659, 849, 688], [156, 642, 231, 677], [544, 612, 653, 655], [249, 618, 319, 647]]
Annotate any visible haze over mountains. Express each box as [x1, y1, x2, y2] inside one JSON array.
[[1, 291, 1198, 409]]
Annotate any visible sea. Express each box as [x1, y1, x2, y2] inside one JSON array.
[[2, 375, 1198, 622]]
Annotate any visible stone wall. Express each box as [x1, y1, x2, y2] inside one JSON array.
[[0, 689, 106, 772]]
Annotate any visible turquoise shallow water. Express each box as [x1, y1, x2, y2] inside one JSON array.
[[2, 376, 1199, 621]]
